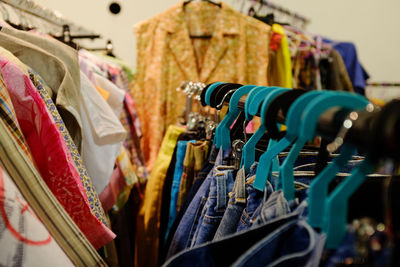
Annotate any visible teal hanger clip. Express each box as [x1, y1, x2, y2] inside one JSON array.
[[241, 87, 288, 174], [308, 106, 372, 230], [215, 85, 257, 149], [324, 158, 375, 248], [324, 102, 380, 248], [278, 92, 370, 201], [253, 91, 325, 192], [244, 86, 277, 121]]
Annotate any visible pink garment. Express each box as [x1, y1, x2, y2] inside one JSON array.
[[99, 165, 124, 213], [230, 118, 255, 133], [0, 57, 115, 249]]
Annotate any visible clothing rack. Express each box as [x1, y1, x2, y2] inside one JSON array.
[[367, 82, 400, 87], [236, 94, 400, 161], [248, 0, 310, 26], [86, 39, 115, 56], [317, 103, 400, 163], [0, 0, 99, 36]]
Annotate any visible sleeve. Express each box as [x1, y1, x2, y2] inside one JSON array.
[[244, 17, 271, 86]]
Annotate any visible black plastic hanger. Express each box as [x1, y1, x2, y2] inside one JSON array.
[[264, 89, 307, 139], [211, 83, 242, 109], [183, 0, 221, 7], [183, 0, 221, 38], [200, 83, 213, 107], [369, 99, 400, 162], [264, 89, 350, 175], [248, 5, 290, 26], [209, 83, 229, 108]]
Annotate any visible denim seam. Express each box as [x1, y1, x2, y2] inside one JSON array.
[[233, 219, 304, 266], [202, 215, 224, 225], [269, 220, 316, 267], [216, 173, 227, 211], [215, 166, 235, 171], [234, 197, 246, 203], [239, 219, 299, 262], [239, 211, 250, 226], [186, 196, 208, 248], [260, 196, 290, 223], [239, 217, 248, 226]]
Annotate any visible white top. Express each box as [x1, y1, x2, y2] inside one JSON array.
[[80, 71, 126, 193]]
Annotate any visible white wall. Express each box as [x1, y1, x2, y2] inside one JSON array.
[[33, 0, 400, 82], [33, 0, 181, 67]]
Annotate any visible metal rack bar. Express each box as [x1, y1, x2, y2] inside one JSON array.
[[367, 82, 400, 87], [250, 0, 310, 25], [0, 0, 98, 35]]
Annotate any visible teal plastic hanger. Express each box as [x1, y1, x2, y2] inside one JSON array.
[[323, 157, 375, 248], [278, 92, 370, 201], [323, 100, 386, 248], [244, 86, 273, 121], [241, 87, 288, 174], [205, 82, 225, 106], [241, 86, 282, 173], [253, 91, 325, 191], [308, 122, 367, 230], [203, 82, 226, 146], [215, 85, 257, 149], [308, 144, 357, 229]]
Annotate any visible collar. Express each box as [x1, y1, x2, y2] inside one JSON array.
[[161, 1, 240, 36]]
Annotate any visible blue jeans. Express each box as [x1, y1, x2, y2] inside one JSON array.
[[232, 219, 321, 267], [162, 212, 300, 267], [190, 166, 235, 247], [162, 144, 219, 261], [233, 191, 320, 266], [213, 167, 247, 240], [236, 175, 273, 232], [165, 140, 194, 242], [250, 190, 292, 229], [166, 148, 230, 260]]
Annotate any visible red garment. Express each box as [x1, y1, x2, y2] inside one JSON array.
[[0, 57, 115, 249], [270, 32, 283, 51]]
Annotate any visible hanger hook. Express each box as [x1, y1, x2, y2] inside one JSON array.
[[256, 0, 264, 14], [216, 89, 236, 109]]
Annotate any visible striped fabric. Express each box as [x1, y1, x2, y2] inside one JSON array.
[[0, 164, 75, 266], [0, 57, 115, 249], [0, 117, 106, 266]]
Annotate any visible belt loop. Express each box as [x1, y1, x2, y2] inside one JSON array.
[[216, 172, 227, 210], [235, 168, 246, 203]]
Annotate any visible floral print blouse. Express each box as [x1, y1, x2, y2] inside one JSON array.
[[131, 1, 271, 170]]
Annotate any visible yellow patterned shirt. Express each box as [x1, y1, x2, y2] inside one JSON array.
[[131, 1, 271, 170]]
